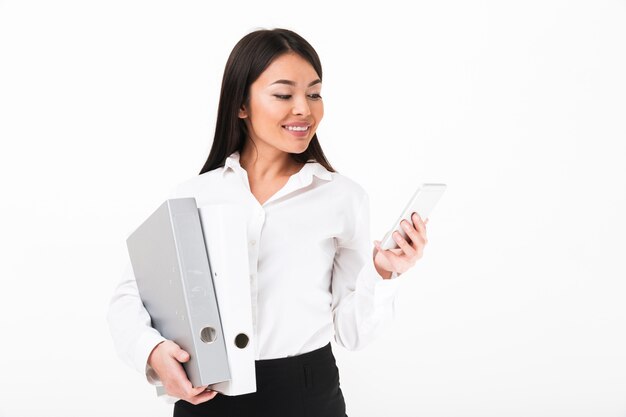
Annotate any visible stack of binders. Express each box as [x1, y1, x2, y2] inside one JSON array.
[[126, 198, 256, 396]]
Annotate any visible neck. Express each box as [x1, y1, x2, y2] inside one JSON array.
[[240, 140, 300, 180]]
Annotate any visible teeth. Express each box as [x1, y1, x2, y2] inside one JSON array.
[[285, 125, 309, 131]]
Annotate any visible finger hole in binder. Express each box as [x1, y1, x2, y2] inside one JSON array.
[[235, 333, 249, 349], [200, 327, 217, 344]]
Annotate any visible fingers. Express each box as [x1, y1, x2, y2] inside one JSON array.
[[374, 240, 389, 257], [411, 213, 428, 238], [373, 213, 430, 276], [393, 230, 417, 258], [409, 213, 428, 247], [187, 389, 218, 405], [164, 341, 191, 363], [179, 383, 217, 405], [168, 370, 215, 404], [186, 384, 210, 399], [392, 214, 428, 261], [175, 347, 190, 363], [149, 340, 216, 404], [164, 359, 195, 396], [400, 219, 421, 249]]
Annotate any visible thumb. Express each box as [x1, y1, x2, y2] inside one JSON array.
[[372, 240, 381, 257], [175, 348, 190, 363]]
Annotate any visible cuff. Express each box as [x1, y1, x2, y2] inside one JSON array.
[[357, 261, 402, 308], [134, 330, 166, 383]]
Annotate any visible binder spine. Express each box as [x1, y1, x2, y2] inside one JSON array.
[[169, 200, 229, 386], [170, 208, 204, 366]]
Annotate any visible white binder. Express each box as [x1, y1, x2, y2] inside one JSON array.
[[126, 198, 231, 388], [199, 204, 257, 396]]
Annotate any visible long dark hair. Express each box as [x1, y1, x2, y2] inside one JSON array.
[[199, 28, 335, 175]]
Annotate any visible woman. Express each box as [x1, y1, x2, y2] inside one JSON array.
[[108, 28, 429, 417]]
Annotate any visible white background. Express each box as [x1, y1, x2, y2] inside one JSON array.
[[1, 1, 625, 416]]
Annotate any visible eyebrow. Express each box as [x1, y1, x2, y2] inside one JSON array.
[[270, 79, 322, 87]]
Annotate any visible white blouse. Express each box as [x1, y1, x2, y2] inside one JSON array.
[[107, 152, 402, 381]]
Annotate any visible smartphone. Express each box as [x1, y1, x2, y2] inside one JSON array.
[[379, 183, 447, 250]]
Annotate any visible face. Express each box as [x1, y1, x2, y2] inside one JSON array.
[[238, 52, 323, 156]]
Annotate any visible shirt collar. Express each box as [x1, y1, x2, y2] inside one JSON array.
[[222, 152, 243, 175], [222, 151, 333, 182]]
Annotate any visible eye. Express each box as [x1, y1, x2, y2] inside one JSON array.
[[308, 93, 322, 100], [273, 94, 292, 100]]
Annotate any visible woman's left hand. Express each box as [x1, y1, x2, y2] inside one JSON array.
[[373, 213, 429, 279]]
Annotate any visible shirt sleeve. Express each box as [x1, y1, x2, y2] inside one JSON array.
[[331, 191, 404, 351], [106, 261, 166, 382], [107, 186, 189, 384]]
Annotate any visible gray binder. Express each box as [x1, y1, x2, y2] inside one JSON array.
[[126, 198, 230, 387]]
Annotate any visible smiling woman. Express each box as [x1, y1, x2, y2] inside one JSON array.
[[107, 28, 430, 417], [237, 52, 325, 176], [199, 28, 333, 177]]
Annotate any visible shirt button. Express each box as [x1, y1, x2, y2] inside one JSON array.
[[250, 240, 256, 246]]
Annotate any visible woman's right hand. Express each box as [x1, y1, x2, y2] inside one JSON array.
[[147, 340, 218, 405]]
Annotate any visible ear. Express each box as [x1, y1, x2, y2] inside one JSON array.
[[238, 104, 248, 119]]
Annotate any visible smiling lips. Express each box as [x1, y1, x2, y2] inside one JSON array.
[[282, 123, 311, 137]]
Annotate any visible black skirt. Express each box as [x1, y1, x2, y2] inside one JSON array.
[[173, 343, 347, 417]]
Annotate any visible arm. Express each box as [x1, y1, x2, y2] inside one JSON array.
[[107, 260, 217, 403], [106, 262, 166, 375], [331, 193, 402, 351], [331, 191, 429, 350]]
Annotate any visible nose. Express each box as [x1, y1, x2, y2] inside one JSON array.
[[291, 94, 311, 116]]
